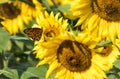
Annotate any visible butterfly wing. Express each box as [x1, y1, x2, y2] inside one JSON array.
[[24, 28, 43, 41]]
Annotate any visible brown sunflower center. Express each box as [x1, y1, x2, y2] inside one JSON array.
[[44, 26, 60, 37], [92, 0, 120, 21], [0, 3, 21, 19], [57, 40, 92, 72], [97, 45, 113, 56], [45, 30, 56, 37]]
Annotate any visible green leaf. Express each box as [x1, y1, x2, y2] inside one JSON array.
[[14, 40, 24, 50], [41, 0, 51, 11], [117, 72, 120, 76], [6, 40, 12, 51], [57, 4, 72, 14], [20, 65, 48, 79], [2, 67, 19, 79], [10, 36, 34, 49], [108, 74, 116, 79], [48, 73, 56, 79], [96, 40, 112, 48], [114, 59, 120, 69], [10, 36, 29, 40], [0, 29, 10, 52]]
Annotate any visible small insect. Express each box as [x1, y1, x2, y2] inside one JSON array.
[[24, 28, 43, 41]]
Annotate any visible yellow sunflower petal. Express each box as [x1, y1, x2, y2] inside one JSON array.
[[46, 60, 61, 79]]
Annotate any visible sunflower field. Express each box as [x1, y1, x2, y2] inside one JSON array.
[[0, 0, 120, 79]]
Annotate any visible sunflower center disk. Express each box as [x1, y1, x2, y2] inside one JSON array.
[[45, 30, 56, 37], [98, 45, 113, 56], [92, 0, 120, 21], [44, 27, 60, 38], [57, 40, 92, 72], [0, 3, 21, 19]]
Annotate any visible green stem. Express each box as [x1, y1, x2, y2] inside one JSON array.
[[0, 52, 4, 69]]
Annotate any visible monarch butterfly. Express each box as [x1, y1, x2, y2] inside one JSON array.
[[24, 28, 43, 41]]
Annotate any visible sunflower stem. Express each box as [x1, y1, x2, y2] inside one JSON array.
[[0, 51, 4, 69]]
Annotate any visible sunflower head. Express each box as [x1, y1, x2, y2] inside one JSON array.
[[0, 1, 28, 34], [0, 0, 44, 35], [69, 0, 120, 43], [33, 11, 68, 41], [33, 32, 120, 79]]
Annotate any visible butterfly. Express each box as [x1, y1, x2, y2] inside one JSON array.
[[24, 28, 43, 41]]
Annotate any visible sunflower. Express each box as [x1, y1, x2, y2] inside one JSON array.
[[32, 11, 68, 41], [1, 0, 44, 35], [70, 0, 120, 42], [21, 0, 44, 19], [34, 32, 120, 79], [0, 1, 31, 34]]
